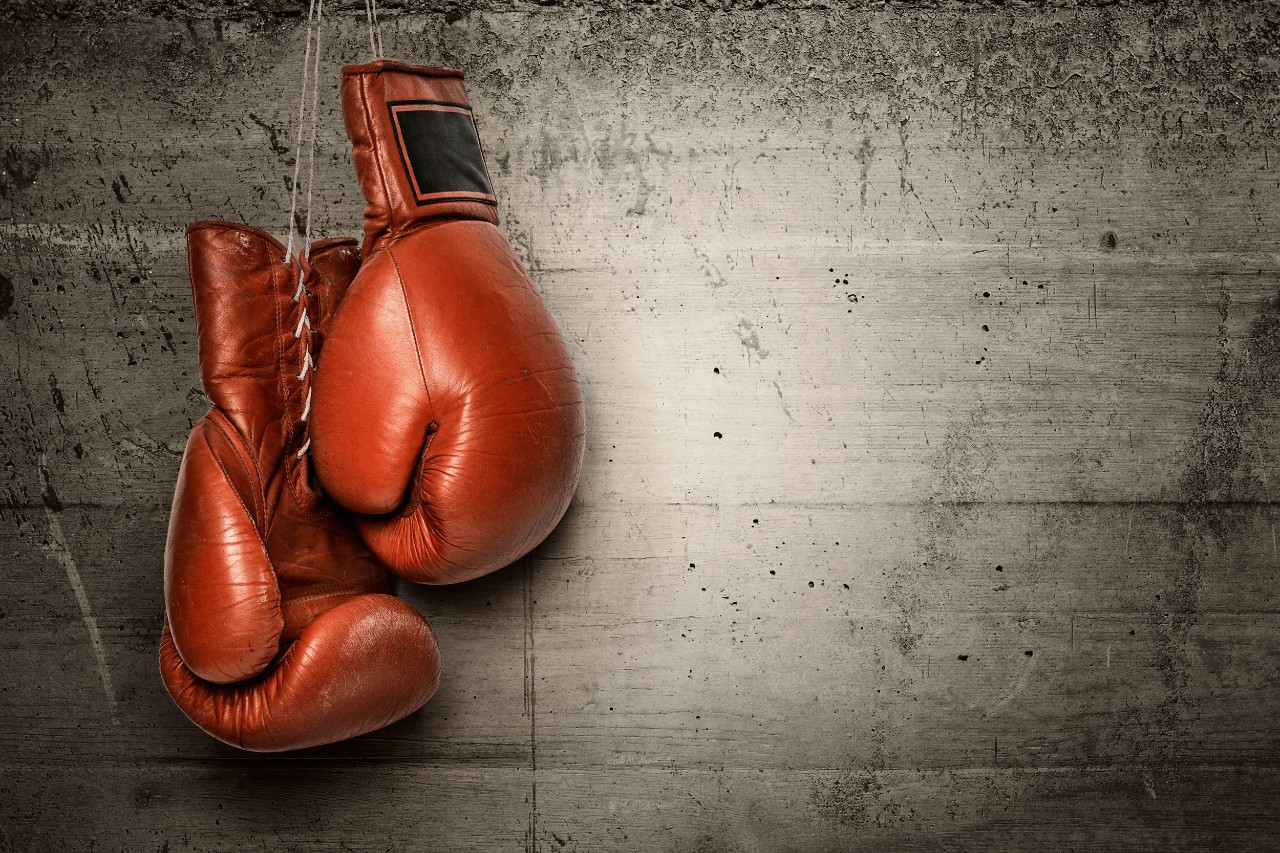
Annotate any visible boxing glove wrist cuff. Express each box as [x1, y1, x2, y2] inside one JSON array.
[[343, 60, 500, 257]]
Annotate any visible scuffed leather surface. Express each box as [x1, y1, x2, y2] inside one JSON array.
[[311, 62, 586, 584], [160, 222, 440, 752]]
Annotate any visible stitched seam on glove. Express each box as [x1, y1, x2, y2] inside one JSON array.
[[387, 247, 435, 418], [207, 408, 266, 530], [388, 246, 439, 524], [204, 413, 275, 585], [362, 73, 396, 249], [283, 588, 374, 609], [274, 252, 296, 489]]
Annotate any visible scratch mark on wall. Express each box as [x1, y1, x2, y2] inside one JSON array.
[[1143, 771, 1158, 800], [772, 380, 794, 422], [38, 454, 118, 725], [523, 560, 539, 853], [971, 652, 1036, 716]]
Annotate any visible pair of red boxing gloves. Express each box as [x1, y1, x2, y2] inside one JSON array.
[[159, 62, 585, 751]]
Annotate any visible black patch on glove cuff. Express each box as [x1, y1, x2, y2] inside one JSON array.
[[388, 100, 497, 207]]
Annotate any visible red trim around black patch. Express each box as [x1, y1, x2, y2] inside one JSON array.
[[388, 100, 498, 207]]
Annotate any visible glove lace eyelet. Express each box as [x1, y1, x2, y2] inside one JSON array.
[[293, 309, 311, 339], [291, 258, 316, 462], [297, 349, 313, 381]]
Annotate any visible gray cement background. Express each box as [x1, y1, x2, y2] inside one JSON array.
[[3, 2, 1280, 850]]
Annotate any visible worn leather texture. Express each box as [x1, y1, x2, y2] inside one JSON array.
[[159, 221, 440, 752], [310, 62, 587, 583]]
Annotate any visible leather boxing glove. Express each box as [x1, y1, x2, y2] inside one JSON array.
[[310, 62, 585, 582], [159, 221, 440, 752]]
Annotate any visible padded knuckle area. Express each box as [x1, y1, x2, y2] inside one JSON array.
[[311, 255, 432, 516], [165, 418, 282, 684], [160, 596, 439, 753]]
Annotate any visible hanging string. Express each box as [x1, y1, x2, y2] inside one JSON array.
[[300, 0, 325, 263], [365, 0, 384, 59], [363, 0, 375, 56], [274, 0, 327, 462], [283, 0, 319, 263]]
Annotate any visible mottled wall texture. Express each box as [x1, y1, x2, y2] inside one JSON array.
[[3, 1, 1280, 850]]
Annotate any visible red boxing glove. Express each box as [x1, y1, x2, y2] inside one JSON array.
[[160, 222, 440, 752], [310, 62, 586, 583]]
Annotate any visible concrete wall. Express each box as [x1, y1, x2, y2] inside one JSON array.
[[3, 3, 1280, 850]]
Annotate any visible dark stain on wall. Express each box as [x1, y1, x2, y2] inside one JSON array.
[[1158, 285, 1280, 713], [1, 144, 53, 198], [48, 373, 65, 414], [0, 272, 14, 317], [1179, 286, 1280, 509]]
